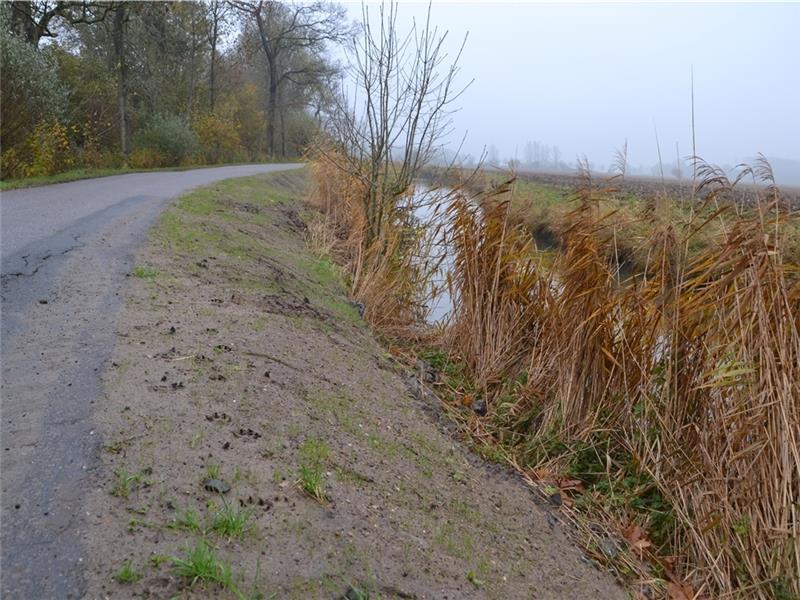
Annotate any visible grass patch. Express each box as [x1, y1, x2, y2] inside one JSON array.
[[297, 438, 330, 502], [0, 162, 285, 191], [131, 265, 158, 279], [169, 508, 204, 534], [1, 167, 138, 191], [434, 521, 475, 560], [210, 502, 253, 539], [114, 560, 140, 584], [169, 540, 235, 590], [110, 468, 152, 499], [298, 464, 326, 502], [149, 553, 170, 568]]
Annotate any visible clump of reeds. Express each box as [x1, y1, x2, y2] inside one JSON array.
[[444, 181, 553, 393], [440, 156, 799, 599], [307, 143, 434, 336], [632, 158, 800, 598], [310, 140, 799, 598]]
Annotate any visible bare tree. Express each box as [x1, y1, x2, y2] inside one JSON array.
[[229, 0, 348, 156], [325, 2, 468, 244], [613, 139, 628, 180]]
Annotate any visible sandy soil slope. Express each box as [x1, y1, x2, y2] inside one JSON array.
[[84, 170, 625, 599]]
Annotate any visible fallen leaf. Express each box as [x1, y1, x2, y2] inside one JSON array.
[[667, 581, 695, 600]]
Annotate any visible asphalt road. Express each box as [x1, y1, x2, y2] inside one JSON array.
[[0, 163, 303, 599]]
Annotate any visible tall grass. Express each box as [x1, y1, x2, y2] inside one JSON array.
[[310, 151, 799, 598], [307, 145, 433, 336], [441, 158, 799, 599]]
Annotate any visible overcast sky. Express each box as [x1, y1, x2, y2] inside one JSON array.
[[343, 1, 799, 172]]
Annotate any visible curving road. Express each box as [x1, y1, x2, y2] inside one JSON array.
[[0, 164, 302, 599]]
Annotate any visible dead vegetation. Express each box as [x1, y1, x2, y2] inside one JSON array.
[[308, 150, 800, 599]]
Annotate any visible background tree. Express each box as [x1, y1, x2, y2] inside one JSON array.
[[206, 0, 228, 113], [1, 0, 347, 179], [230, 0, 348, 157], [7, 0, 112, 48]]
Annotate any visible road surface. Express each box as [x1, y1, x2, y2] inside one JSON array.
[[0, 164, 303, 599]]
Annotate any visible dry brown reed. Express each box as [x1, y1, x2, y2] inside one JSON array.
[[307, 144, 432, 336], [441, 157, 799, 599], [309, 148, 799, 599]]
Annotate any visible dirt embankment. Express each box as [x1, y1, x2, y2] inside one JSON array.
[[85, 170, 625, 599]]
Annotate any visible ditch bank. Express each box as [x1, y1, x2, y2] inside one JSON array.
[[85, 169, 625, 599]]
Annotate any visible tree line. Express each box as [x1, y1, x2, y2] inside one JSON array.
[[1, 0, 351, 180]]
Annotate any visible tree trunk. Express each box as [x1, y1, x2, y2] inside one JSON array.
[[254, 5, 278, 157], [209, 13, 218, 112], [113, 5, 129, 158], [187, 14, 197, 118], [279, 106, 286, 157], [266, 71, 277, 157]]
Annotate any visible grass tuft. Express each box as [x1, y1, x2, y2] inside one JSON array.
[[131, 265, 158, 279], [169, 540, 235, 590], [114, 560, 140, 584], [210, 502, 253, 539], [297, 438, 331, 502], [110, 468, 152, 499]]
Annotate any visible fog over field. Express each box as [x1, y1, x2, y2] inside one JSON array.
[[348, 2, 800, 183]]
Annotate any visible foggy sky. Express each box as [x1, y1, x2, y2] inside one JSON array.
[[344, 1, 799, 174]]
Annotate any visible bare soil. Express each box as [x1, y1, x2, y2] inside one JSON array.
[[84, 170, 626, 599]]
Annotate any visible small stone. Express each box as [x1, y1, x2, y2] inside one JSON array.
[[38, 299, 48, 305], [471, 396, 487, 416], [416, 359, 438, 383], [349, 300, 366, 317], [598, 537, 619, 559], [202, 478, 231, 494]]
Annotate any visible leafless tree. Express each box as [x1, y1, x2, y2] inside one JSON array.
[[613, 139, 628, 180], [324, 2, 469, 244]]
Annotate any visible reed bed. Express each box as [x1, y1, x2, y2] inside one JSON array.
[[307, 146, 434, 336], [309, 152, 799, 599]]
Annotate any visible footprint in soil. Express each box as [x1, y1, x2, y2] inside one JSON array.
[[239, 495, 273, 511], [232, 428, 262, 440], [205, 411, 231, 423]]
